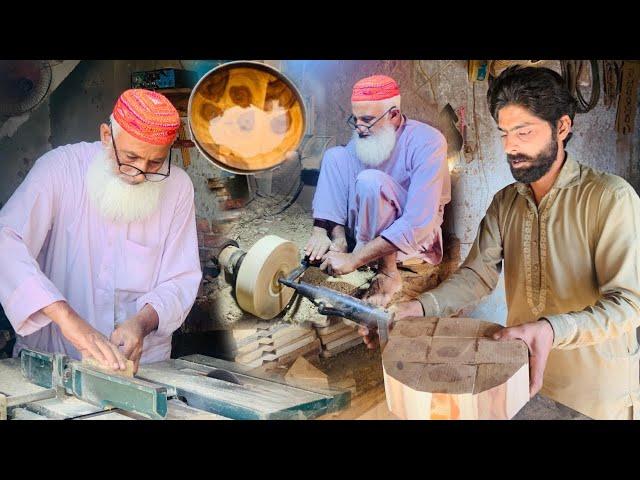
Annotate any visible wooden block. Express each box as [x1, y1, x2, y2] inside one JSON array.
[[318, 325, 358, 345], [390, 317, 439, 338], [234, 345, 268, 364], [271, 339, 322, 367], [381, 337, 431, 363], [317, 321, 352, 337], [234, 338, 264, 356], [262, 335, 318, 360], [427, 337, 477, 364], [320, 336, 363, 358], [260, 328, 316, 348], [284, 356, 329, 390], [382, 317, 529, 420], [323, 330, 362, 351], [433, 317, 479, 338], [82, 358, 135, 377], [476, 339, 528, 364], [330, 376, 357, 396], [262, 331, 317, 353]]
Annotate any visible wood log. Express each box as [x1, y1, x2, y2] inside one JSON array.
[[382, 317, 529, 420]]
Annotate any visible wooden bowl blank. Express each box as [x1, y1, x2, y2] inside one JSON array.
[[382, 317, 529, 420], [188, 61, 306, 174]]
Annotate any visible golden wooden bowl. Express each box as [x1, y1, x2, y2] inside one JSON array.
[[188, 61, 306, 174]]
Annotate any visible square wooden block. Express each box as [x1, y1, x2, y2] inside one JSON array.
[[427, 337, 478, 364], [476, 339, 528, 364], [383, 337, 432, 363], [433, 317, 480, 338], [390, 317, 439, 339]]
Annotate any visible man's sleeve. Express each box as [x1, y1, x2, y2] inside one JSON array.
[[418, 193, 504, 317], [0, 151, 66, 336], [380, 133, 450, 255], [545, 185, 640, 349], [135, 180, 202, 338], [312, 148, 349, 226]]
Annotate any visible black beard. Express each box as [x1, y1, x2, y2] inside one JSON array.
[[507, 139, 559, 184]]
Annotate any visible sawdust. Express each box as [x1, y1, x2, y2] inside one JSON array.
[[225, 198, 314, 254]]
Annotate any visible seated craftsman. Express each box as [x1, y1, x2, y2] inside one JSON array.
[[305, 75, 451, 307]]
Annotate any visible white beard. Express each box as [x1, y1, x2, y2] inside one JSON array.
[[353, 124, 397, 167], [87, 149, 164, 224]]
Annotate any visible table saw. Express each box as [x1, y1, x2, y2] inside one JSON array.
[[0, 348, 350, 420]]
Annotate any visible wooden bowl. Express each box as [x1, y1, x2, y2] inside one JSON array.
[[188, 61, 306, 174]]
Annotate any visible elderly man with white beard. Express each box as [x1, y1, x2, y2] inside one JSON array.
[[0, 89, 201, 373], [305, 75, 451, 306]]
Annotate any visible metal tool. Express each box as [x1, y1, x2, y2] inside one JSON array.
[[279, 260, 394, 348]]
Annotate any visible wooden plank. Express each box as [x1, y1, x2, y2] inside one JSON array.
[[323, 330, 362, 351], [320, 337, 363, 358], [316, 320, 350, 336], [262, 334, 318, 359], [318, 325, 358, 345], [82, 358, 135, 377], [260, 329, 317, 349], [265, 339, 322, 368]]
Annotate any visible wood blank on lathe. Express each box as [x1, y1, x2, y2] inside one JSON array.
[[235, 235, 299, 319], [382, 317, 529, 420]]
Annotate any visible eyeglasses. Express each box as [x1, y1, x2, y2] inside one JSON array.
[[346, 106, 397, 134], [109, 124, 172, 182]]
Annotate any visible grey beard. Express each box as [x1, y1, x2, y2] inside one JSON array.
[[353, 125, 397, 167], [87, 149, 164, 224]]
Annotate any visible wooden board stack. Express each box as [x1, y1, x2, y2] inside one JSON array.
[[314, 318, 364, 358], [382, 317, 529, 420], [222, 321, 321, 368]]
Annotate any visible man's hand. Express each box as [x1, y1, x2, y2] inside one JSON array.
[[110, 318, 146, 373], [110, 304, 159, 373], [305, 227, 333, 262], [45, 301, 127, 371], [329, 236, 348, 254], [389, 300, 424, 320], [357, 301, 425, 349], [319, 251, 359, 276], [492, 319, 555, 398]]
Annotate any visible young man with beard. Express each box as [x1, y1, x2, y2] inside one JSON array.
[[305, 75, 451, 306], [0, 89, 202, 373], [363, 66, 640, 419]]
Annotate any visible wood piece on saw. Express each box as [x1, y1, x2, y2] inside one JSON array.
[[382, 317, 529, 420], [235, 235, 300, 319], [82, 358, 136, 377], [284, 356, 329, 390]]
